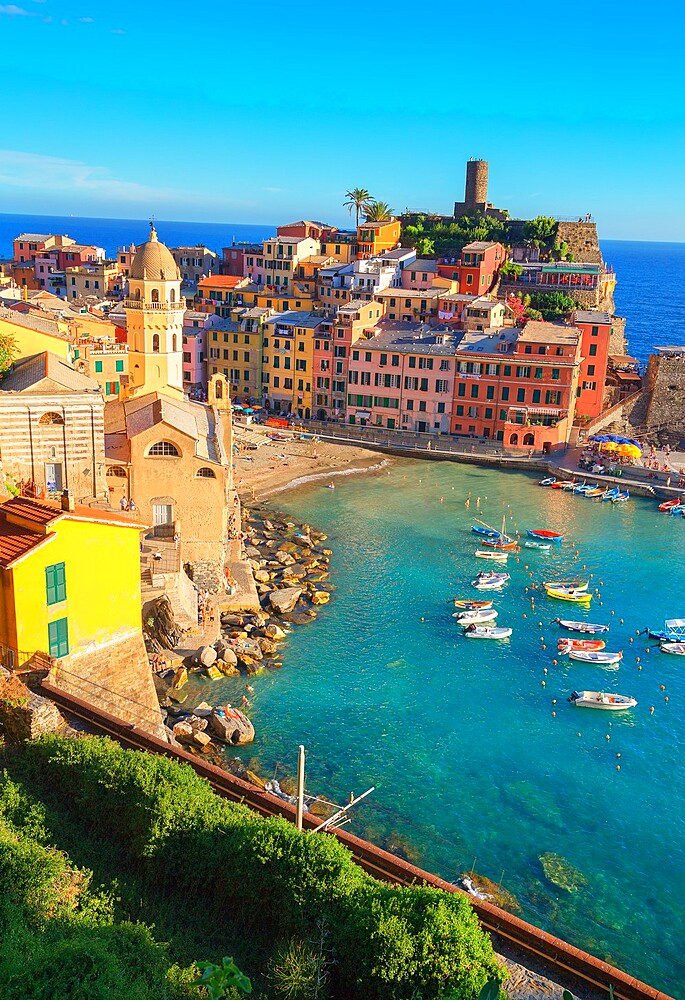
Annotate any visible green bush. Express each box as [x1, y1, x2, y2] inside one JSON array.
[[2, 735, 504, 999]]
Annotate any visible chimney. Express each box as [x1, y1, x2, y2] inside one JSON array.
[[61, 489, 75, 512]]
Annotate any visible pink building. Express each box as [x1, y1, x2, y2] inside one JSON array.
[[182, 310, 210, 394], [346, 325, 458, 432], [400, 259, 439, 290]]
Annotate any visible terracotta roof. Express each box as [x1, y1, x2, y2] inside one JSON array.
[[197, 275, 244, 288], [0, 514, 54, 568], [2, 496, 147, 531]]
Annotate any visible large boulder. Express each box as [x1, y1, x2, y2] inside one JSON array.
[[265, 623, 287, 640], [311, 591, 330, 605], [269, 587, 302, 614], [233, 639, 263, 661], [210, 707, 255, 745], [275, 550, 296, 566], [198, 646, 217, 667], [254, 569, 271, 583], [219, 646, 238, 667], [282, 564, 307, 580]]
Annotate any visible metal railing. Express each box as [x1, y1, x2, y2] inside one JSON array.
[[124, 298, 186, 311]]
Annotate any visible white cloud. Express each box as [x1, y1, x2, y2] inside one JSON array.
[[111, 27, 124, 33], [78, 15, 94, 22], [0, 5, 35, 15]]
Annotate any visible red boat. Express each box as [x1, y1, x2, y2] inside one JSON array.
[[658, 497, 682, 511], [558, 638, 606, 652], [551, 479, 574, 489], [482, 538, 518, 551], [527, 529, 563, 541]]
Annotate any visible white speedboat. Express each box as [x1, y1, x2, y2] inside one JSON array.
[[453, 608, 499, 624], [569, 690, 637, 710], [464, 625, 512, 640], [474, 549, 508, 561], [552, 618, 610, 634], [660, 642, 685, 655], [568, 650, 622, 665], [472, 578, 507, 591]]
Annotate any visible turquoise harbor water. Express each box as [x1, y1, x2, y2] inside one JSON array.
[[200, 461, 685, 995]]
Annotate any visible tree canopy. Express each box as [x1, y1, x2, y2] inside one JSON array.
[[343, 188, 372, 228], [364, 200, 394, 222]]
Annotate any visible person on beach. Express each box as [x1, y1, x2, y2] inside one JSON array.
[[120, 497, 128, 511], [129, 498, 136, 512]]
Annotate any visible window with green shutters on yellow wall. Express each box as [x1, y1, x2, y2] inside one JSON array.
[[45, 562, 66, 605]]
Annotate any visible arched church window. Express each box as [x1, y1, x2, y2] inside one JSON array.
[[134, 288, 141, 300], [39, 412, 64, 425], [196, 467, 216, 478], [170, 288, 176, 303], [152, 334, 160, 353], [151, 288, 159, 303], [215, 381, 223, 399], [172, 334, 177, 351], [107, 466, 127, 478], [147, 441, 180, 457]]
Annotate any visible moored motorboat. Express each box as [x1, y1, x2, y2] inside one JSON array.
[[464, 625, 513, 639], [527, 529, 563, 542], [660, 642, 685, 655], [569, 690, 637, 710], [453, 599, 493, 610], [568, 649, 622, 665], [546, 587, 592, 603], [524, 540, 551, 550], [472, 572, 509, 590], [670, 503, 685, 515], [558, 638, 606, 652], [552, 618, 609, 634], [474, 548, 509, 561], [644, 619, 685, 642], [481, 537, 518, 551], [551, 479, 575, 489], [544, 579, 589, 591], [573, 482, 591, 494], [583, 486, 605, 498], [611, 491, 630, 503], [539, 477, 557, 486], [454, 608, 499, 624]]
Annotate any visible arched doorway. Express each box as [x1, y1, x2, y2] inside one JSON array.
[[510, 433, 519, 445], [523, 433, 535, 446], [317, 408, 327, 421]]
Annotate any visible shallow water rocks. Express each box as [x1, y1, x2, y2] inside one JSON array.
[[275, 550, 296, 565], [254, 569, 271, 583], [539, 852, 588, 892], [269, 587, 302, 613], [211, 707, 255, 745], [311, 591, 330, 605]]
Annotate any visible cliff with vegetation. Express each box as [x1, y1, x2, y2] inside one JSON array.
[[0, 734, 503, 999]]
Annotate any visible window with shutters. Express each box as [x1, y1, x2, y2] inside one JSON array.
[[48, 617, 69, 658], [45, 562, 66, 605]]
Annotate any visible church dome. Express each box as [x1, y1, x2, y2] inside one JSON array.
[[130, 225, 180, 281]]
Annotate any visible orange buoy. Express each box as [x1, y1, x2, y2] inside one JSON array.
[[544, 667, 548, 674], [616, 765, 621, 771], [665, 696, 669, 702], [660, 684, 666, 691], [605, 734, 611, 741], [650, 706, 655, 713], [552, 659, 558, 666], [552, 711, 556, 717], [541, 680, 546, 687]]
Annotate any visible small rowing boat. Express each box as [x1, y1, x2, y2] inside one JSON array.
[[472, 572, 510, 590], [524, 540, 551, 550], [558, 638, 606, 652], [527, 529, 563, 542], [569, 690, 637, 711], [546, 588, 592, 603], [551, 479, 575, 489], [583, 486, 605, 498], [539, 477, 557, 486], [453, 599, 493, 610], [568, 649, 622, 665], [474, 549, 508, 561], [454, 608, 499, 624], [660, 642, 685, 655], [611, 491, 630, 503], [472, 526, 500, 538], [481, 537, 518, 551], [464, 625, 513, 640], [659, 497, 682, 512], [552, 618, 609, 634], [544, 579, 589, 591]]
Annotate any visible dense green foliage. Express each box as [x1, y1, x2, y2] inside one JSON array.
[[521, 216, 557, 249], [364, 201, 394, 222], [526, 291, 578, 320], [0, 736, 503, 999], [0, 331, 17, 375], [401, 214, 507, 258]]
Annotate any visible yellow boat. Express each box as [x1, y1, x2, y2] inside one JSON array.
[[546, 587, 592, 603]]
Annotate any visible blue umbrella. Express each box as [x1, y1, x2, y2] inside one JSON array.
[[590, 435, 610, 442]]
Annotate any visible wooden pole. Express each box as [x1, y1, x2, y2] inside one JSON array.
[[296, 744, 305, 831]]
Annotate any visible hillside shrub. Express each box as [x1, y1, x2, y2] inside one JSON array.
[[3, 735, 504, 999]]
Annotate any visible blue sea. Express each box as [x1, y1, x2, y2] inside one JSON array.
[[205, 464, 685, 996], [1, 212, 684, 363]]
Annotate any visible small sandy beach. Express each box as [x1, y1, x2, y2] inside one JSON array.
[[232, 423, 389, 499]]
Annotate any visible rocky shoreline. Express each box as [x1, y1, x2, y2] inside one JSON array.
[[151, 501, 334, 781]]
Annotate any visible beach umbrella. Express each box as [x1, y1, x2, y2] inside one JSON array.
[[600, 441, 618, 451], [590, 435, 609, 442], [617, 444, 641, 458]]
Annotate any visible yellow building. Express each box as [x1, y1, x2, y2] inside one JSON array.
[[124, 225, 184, 400], [357, 220, 401, 258], [261, 311, 324, 417], [319, 233, 358, 263], [0, 493, 164, 733], [0, 307, 73, 364]]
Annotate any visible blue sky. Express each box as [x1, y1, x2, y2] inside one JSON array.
[[1, 0, 683, 240]]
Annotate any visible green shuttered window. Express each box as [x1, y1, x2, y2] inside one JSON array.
[[48, 617, 69, 658], [45, 562, 66, 605]]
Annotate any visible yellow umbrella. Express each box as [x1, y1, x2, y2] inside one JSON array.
[[600, 441, 618, 451], [617, 444, 640, 458]]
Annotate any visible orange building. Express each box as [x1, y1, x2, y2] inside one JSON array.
[[357, 220, 401, 259], [195, 275, 249, 317], [451, 321, 582, 452], [571, 310, 613, 420]]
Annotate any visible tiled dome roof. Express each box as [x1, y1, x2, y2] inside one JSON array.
[[130, 226, 179, 281]]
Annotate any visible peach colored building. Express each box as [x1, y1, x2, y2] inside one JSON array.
[[346, 325, 458, 432], [312, 299, 384, 420]]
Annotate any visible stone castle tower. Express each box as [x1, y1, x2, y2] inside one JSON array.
[[125, 224, 184, 400], [454, 159, 507, 221]]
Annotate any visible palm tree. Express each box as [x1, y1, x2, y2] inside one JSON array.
[[364, 200, 394, 222], [343, 188, 372, 228]]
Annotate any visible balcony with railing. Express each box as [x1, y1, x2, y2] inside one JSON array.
[[125, 298, 186, 311]]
